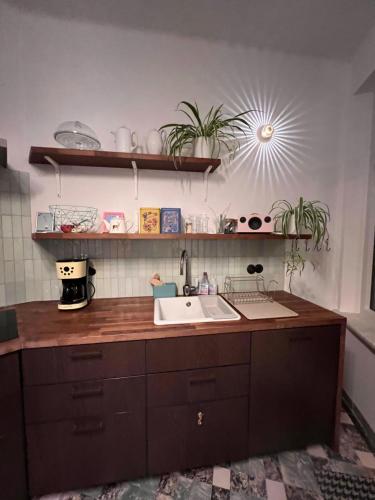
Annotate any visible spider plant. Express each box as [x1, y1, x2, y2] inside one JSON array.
[[270, 197, 330, 292], [160, 101, 255, 159], [270, 197, 330, 246]]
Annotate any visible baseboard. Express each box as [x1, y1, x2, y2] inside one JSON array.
[[342, 390, 375, 452]]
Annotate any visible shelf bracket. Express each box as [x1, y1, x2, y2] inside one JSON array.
[[44, 155, 61, 198], [203, 165, 212, 202], [131, 160, 138, 200]]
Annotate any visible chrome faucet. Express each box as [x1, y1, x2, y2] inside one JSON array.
[[180, 250, 196, 296]]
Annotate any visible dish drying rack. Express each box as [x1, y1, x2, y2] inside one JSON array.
[[222, 275, 278, 306]]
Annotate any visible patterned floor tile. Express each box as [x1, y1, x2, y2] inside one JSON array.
[[265, 479, 287, 500], [189, 480, 212, 500], [263, 456, 282, 482], [284, 484, 323, 500], [183, 466, 213, 484], [356, 450, 375, 469], [211, 485, 230, 499], [213, 467, 231, 490], [278, 451, 320, 495], [306, 445, 328, 460]]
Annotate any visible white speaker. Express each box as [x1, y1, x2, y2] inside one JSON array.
[[237, 213, 273, 233]]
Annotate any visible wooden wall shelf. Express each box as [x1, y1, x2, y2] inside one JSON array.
[[32, 232, 311, 241], [29, 147, 220, 173]]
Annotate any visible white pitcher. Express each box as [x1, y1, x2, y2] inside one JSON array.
[[111, 126, 138, 153], [146, 129, 166, 155]]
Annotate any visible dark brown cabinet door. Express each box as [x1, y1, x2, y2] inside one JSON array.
[[249, 326, 340, 455], [0, 353, 28, 500], [27, 411, 146, 497], [148, 397, 248, 475]]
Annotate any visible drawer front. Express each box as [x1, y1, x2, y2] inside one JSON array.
[[0, 352, 21, 398], [148, 397, 248, 475], [27, 411, 146, 497], [22, 341, 145, 385], [148, 365, 249, 407], [24, 375, 145, 424], [147, 333, 250, 373]]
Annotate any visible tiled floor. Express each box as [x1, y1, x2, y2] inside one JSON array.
[[37, 411, 375, 500]]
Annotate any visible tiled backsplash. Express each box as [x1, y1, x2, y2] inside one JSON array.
[[33, 238, 285, 300], [0, 167, 32, 306], [0, 167, 286, 306]]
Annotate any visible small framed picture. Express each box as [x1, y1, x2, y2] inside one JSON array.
[[161, 208, 181, 233], [36, 212, 54, 232], [140, 208, 160, 234]]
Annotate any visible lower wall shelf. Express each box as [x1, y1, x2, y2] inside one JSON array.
[[32, 232, 311, 241]]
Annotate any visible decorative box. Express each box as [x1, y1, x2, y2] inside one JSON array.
[[140, 208, 160, 234], [152, 282, 177, 299], [160, 208, 181, 233]]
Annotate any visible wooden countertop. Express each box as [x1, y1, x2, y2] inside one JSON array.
[[6, 291, 345, 351]]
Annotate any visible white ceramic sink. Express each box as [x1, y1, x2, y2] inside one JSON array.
[[154, 295, 241, 325]]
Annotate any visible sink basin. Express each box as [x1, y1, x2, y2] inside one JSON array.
[[154, 295, 241, 325]]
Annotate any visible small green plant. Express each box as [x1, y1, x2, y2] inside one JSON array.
[[160, 101, 255, 159], [270, 197, 330, 292], [270, 197, 330, 246]]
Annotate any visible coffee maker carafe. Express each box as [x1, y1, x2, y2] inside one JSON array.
[[56, 258, 95, 310]]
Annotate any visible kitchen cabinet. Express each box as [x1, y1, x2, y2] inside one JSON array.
[[23, 341, 146, 497], [249, 326, 341, 455], [147, 334, 250, 475], [0, 352, 28, 500], [19, 315, 343, 496]]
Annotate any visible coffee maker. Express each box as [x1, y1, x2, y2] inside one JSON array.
[[56, 258, 95, 310]]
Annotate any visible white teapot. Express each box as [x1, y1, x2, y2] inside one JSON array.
[[111, 126, 138, 153]]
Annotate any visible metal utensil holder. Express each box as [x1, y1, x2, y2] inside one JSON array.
[[222, 275, 274, 306]]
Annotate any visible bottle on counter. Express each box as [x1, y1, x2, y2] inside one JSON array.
[[209, 278, 217, 295], [199, 272, 209, 295]]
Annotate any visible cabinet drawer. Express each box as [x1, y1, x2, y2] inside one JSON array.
[[148, 365, 249, 407], [22, 341, 145, 385], [27, 411, 146, 496], [148, 397, 248, 475], [0, 352, 21, 398], [146, 333, 250, 373], [24, 375, 145, 424]]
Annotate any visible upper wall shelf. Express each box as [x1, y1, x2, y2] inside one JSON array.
[[32, 232, 311, 241], [28, 147, 220, 173], [29, 146, 221, 201]]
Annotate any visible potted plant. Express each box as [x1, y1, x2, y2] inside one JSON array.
[[160, 101, 255, 159], [270, 197, 330, 244], [270, 197, 330, 292]]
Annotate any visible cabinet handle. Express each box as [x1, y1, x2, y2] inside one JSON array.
[[289, 336, 312, 343], [197, 411, 204, 426], [70, 350, 103, 361], [71, 383, 103, 399], [73, 419, 104, 435], [189, 375, 216, 385]]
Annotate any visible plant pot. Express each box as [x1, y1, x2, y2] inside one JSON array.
[[286, 214, 311, 236], [274, 214, 311, 236], [194, 137, 214, 158]]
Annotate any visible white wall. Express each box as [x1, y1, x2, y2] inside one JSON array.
[[0, 1, 359, 308], [344, 329, 375, 431]]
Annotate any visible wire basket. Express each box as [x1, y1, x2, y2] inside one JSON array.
[[222, 275, 274, 306], [49, 205, 98, 232]]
